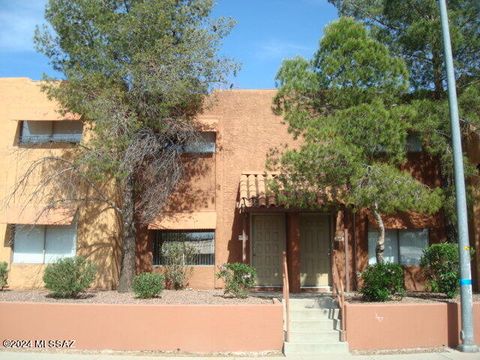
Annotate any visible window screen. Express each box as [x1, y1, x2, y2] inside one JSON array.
[[13, 224, 77, 264], [153, 231, 215, 265], [406, 133, 422, 152], [368, 228, 429, 265], [20, 121, 83, 144], [182, 132, 216, 153], [44, 224, 77, 263], [12, 226, 45, 264], [399, 229, 429, 265]]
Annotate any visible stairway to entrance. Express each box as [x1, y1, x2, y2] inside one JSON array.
[[283, 296, 349, 356]]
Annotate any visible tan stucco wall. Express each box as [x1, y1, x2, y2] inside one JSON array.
[[136, 90, 299, 288], [0, 78, 120, 289], [207, 90, 299, 288]]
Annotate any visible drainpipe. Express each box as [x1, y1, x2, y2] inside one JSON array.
[[438, 0, 478, 352], [352, 211, 357, 290], [344, 208, 350, 292]]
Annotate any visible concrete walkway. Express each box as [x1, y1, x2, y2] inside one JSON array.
[[0, 349, 479, 360]]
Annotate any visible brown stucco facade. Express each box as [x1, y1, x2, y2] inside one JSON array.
[[0, 77, 479, 292]]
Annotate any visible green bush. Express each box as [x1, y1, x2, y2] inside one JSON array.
[[43, 256, 96, 298], [162, 242, 198, 290], [132, 272, 165, 298], [216, 263, 256, 299], [360, 262, 405, 302], [420, 243, 465, 298], [0, 261, 8, 290]]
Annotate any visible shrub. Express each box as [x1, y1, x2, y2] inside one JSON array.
[[43, 256, 96, 298], [162, 242, 198, 290], [132, 272, 165, 298], [420, 243, 466, 298], [216, 263, 256, 298], [0, 261, 8, 290], [360, 262, 405, 302]]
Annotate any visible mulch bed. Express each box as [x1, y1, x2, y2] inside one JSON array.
[[345, 291, 480, 304], [0, 289, 274, 305]]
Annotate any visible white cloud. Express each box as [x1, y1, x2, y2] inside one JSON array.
[[255, 39, 313, 61], [0, 0, 47, 52]]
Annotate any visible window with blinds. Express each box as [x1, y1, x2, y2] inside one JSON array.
[[153, 231, 215, 266]]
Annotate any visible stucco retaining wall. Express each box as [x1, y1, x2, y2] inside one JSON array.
[[0, 301, 283, 352], [345, 302, 480, 350]]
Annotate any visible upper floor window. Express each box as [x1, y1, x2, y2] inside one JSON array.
[[182, 132, 216, 154], [406, 133, 422, 153], [19, 120, 83, 144]]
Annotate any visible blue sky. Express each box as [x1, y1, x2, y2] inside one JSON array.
[[0, 0, 338, 89]]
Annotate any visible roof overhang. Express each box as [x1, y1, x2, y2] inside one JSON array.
[[239, 172, 279, 209], [0, 206, 77, 225], [238, 171, 346, 211]]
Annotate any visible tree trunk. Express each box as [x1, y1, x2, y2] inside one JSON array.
[[118, 175, 137, 292], [372, 204, 385, 264]]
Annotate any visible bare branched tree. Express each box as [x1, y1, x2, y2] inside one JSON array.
[[7, 0, 237, 291]]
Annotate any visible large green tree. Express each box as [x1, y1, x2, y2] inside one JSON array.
[[328, 0, 480, 96], [328, 0, 480, 240], [29, 0, 236, 291], [271, 17, 443, 263]]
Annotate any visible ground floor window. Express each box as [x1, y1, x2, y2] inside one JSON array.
[[12, 223, 77, 264], [368, 228, 429, 266], [153, 230, 215, 266]]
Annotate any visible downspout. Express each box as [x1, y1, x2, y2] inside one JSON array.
[[344, 208, 350, 292], [352, 210, 357, 290]]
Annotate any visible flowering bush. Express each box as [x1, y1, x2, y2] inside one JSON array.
[[216, 263, 256, 298]]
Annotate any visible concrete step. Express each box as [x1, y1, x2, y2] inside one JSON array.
[[290, 319, 336, 332], [289, 308, 340, 320], [289, 330, 340, 342], [284, 341, 349, 355], [287, 297, 338, 309]]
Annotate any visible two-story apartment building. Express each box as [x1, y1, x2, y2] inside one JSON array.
[[0, 77, 479, 292]]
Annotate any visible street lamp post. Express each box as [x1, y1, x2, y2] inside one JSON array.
[[438, 0, 478, 353]]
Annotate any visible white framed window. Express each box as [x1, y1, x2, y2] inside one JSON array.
[[20, 121, 83, 144], [182, 132, 216, 154], [153, 230, 215, 266], [368, 228, 429, 265], [13, 223, 77, 264]]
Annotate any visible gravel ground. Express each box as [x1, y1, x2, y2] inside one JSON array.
[[345, 291, 480, 304], [1, 289, 478, 305], [0, 289, 275, 305], [351, 347, 449, 355]]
